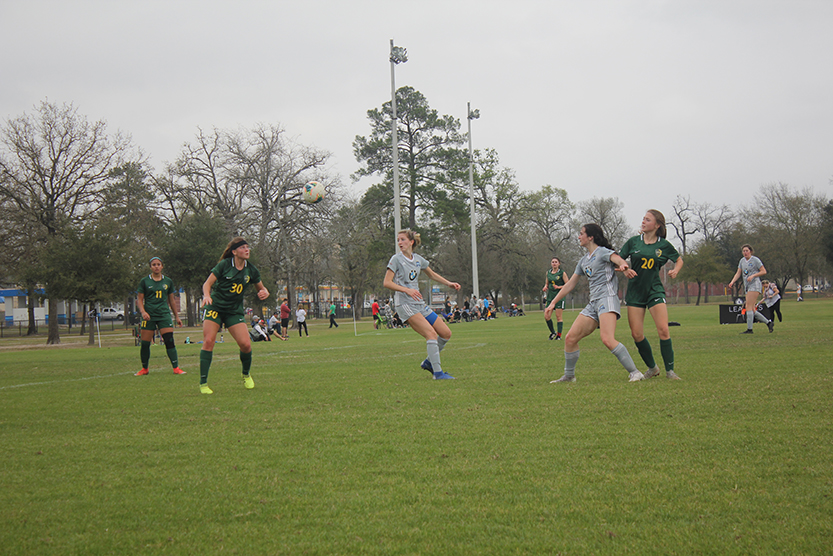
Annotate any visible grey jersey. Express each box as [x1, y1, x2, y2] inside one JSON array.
[[738, 256, 764, 292], [575, 246, 619, 302], [387, 252, 429, 308]]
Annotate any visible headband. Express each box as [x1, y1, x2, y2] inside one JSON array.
[[149, 256, 161, 264], [230, 239, 248, 251]]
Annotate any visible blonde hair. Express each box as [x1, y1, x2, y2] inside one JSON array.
[[398, 229, 421, 248]]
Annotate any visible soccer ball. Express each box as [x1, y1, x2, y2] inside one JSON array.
[[302, 181, 325, 204]]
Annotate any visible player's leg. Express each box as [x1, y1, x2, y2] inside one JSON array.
[[200, 319, 221, 393], [136, 326, 155, 375], [628, 306, 658, 377], [227, 322, 255, 389], [598, 311, 642, 381], [544, 302, 556, 338], [647, 303, 679, 379], [158, 326, 184, 374], [743, 291, 759, 333], [409, 312, 452, 380], [555, 307, 564, 339], [552, 313, 597, 382]]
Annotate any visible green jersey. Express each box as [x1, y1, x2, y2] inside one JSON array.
[[137, 275, 175, 319], [209, 258, 261, 313], [545, 268, 566, 303], [620, 235, 680, 306]]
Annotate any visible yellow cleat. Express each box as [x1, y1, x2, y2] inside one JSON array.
[[200, 384, 213, 395], [243, 375, 254, 389]]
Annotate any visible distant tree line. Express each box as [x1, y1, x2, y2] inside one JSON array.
[[1, 96, 831, 344]]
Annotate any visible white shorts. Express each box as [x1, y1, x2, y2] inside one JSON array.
[[396, 303, 436, 323], [579, 295, 621, 322]]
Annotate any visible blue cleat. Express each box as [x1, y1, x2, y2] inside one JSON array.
[[433, 371, 455, 380], [421, 358, 433, 373]]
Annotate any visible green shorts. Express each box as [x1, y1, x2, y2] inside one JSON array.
[[202, 305, 247, 328], [546, 292, 564, 309], [141, 315, 174, 331], [625, 295, 667, 309]]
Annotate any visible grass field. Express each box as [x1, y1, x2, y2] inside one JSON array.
[[1, 300, 831, 555]]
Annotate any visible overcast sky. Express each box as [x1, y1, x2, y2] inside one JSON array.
[[2, 0, 831, 230]]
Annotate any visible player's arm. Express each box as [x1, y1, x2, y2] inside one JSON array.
[[423, 266, 461, 291], [167, 292, 183, 327], [728, 267, 742, 288], [201, 273, 217, 307], [668, 256, 684, 279], [136, 293, 148, 321], [751, 264, 767, 282], [253, 281, 270, 301], [610, 253, 630, 273], [548, 272, 580, 310]]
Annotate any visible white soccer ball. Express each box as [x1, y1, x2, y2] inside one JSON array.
[[302, 181, 325, 204]]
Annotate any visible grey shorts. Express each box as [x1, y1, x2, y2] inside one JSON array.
[[396, 303, 435, 323], [579, 295, 621, 322], [745, 281, 762, 294]]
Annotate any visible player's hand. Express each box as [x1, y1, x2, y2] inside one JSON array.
[[141, 311, 150, 321], [542, 285, 547, 292], [257, 288, 270, 301], [407, 288, 422, 301], [616, 262, 630, 273], [668, 268, 679, 279], [623, 269, 637, 279], [449, 282, 461, 291], [201, 295, 212, 307], [544, 306, 553, 319], [176, 317, 183, 327]]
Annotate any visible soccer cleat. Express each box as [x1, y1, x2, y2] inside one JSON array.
[[666, 371, 682, 380], [433, 371, 455, 380], [172, 367, 186, 375], [548, 333, 556, 340], [200, 384, 213, 395], [243, 375, 255, 389], [135, 368, 149, 376], [555, 334, 562, 340], [550, 375, 576, 383], [740, 329, 754, 334], [421, 358, 434, 373], [628, 371, 645, 382], [767, 320, 774, 333], [643, 366, 661, 379]]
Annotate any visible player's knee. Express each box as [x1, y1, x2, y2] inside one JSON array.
[[162, 332, 175, 349]]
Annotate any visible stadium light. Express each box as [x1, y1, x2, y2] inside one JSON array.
[[468, 102, 480, 299], [390, 39, 408, 250]]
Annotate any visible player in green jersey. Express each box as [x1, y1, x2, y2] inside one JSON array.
[[135, 257, 185, 376], [199, 237, 270, 394], [542, 257, 571, 340], [620, 210, 684, 380]]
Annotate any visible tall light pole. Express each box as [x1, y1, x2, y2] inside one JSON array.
[[389, 39, 408, 250], [467, 102, 480, 300]]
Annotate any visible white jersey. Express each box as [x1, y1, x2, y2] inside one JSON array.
[[738, 256, 764, 292], [387, 252, 429, 309], [574, 246, 619, 302], [295, 308, 306, 323]]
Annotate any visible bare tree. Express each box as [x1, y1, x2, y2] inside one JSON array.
[[577, 196, 630, 248], [0, 100, 130, 343], [694, 201, 734, 243]]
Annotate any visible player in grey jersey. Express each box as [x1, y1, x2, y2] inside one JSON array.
[[384, 230, 461, 380], [546, 224, 645, 384], [728, 244, 774, 334]]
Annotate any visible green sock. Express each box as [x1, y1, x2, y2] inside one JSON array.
[[240, 350, 252, 375], [167, 348, 179, 368], [635, 338, 656, 369], [557, 321, 563, 335], [140, 341, 151, 368], [660, 338, 674, 372], [546, 319, 555, 334], [200, 350, 213, 384]]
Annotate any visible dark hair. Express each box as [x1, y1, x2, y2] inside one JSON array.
[[741, 244, 754, 254], [582, 223, 614, 250], [551, 257, 561, 264], [220, 236, 248, 261], [646, 209, 667, 239]]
